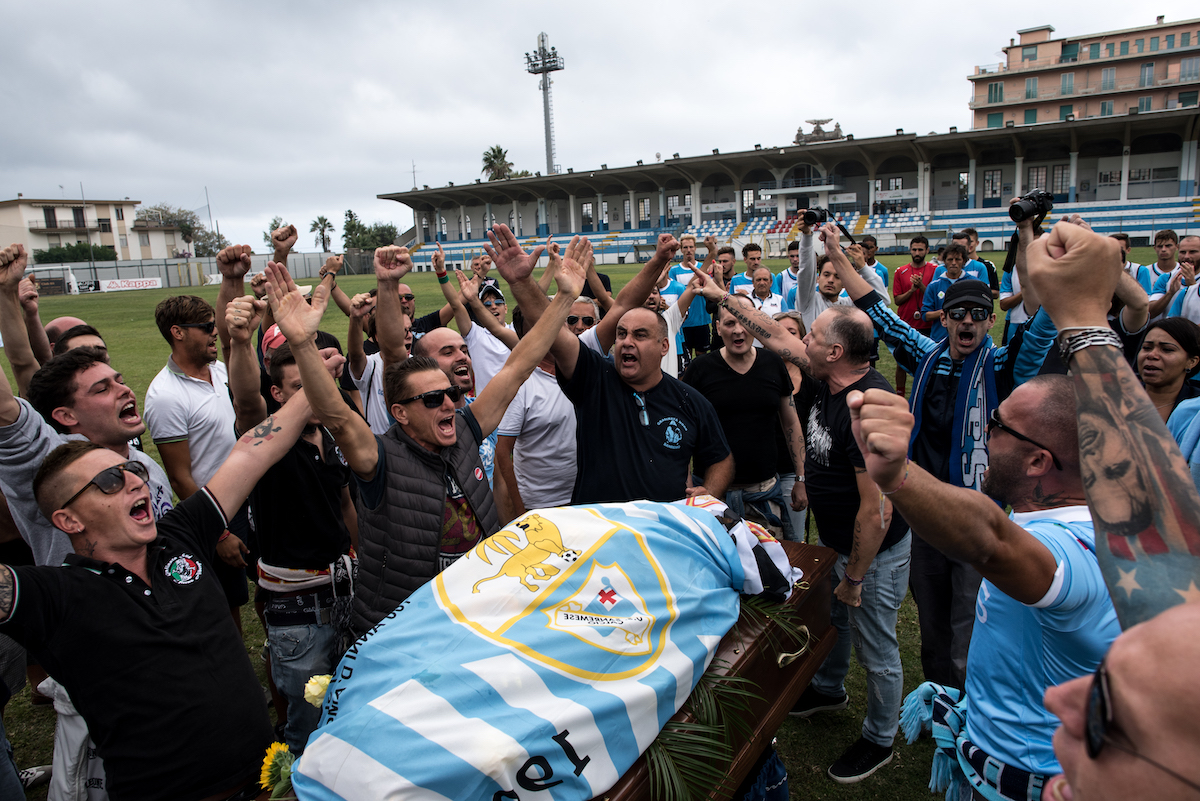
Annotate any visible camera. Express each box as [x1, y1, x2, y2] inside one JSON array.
[[802, 207, 829, 226], [1008, 189, 1054, 223]]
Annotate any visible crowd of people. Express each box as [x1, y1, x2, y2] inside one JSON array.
[[0, 205, 1195, 801]]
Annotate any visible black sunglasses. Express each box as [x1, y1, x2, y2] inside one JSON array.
[[987, 409, 1063, 470], [482, 299, 506, 308], [178, 321, 216, 335], [62, 461, 150, 508], [399, 294, 416, 302], [396, 387, 464, 408], [1087, 661, 1200, 791], [946, 307, 990, 322], [567, 315, 596, 327]]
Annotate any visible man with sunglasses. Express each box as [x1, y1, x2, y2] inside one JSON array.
[[0, 386, 313, 801], [827, 220, 1057, 695], [261, 243, 590, 634], [848, 374, 1120, 801]]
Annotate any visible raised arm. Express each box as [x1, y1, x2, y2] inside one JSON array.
[[457, 270, 518, 349], [595, 234, 681, 353], [469, 240, 589, 435], [346, 292, 375, 380], [320, 255, 353, 317], [848, 388, 1059, 605], [822, 224, 875, 301], [264, 261, 379, 480], [0, 246, 32, 423], [215, 244, 253, 364], [536, 237, 560, 294], [373, 245, 415, 369], [1025, 220, 1200, 628], [224, 295, 269, 434], [585, 257, 613, 313], [17, 278, 51, 369], [1115, 269, 1150, 335]]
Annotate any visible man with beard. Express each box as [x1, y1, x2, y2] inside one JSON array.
[[892, 236, 937, 395], [848, 374, 1120, 801]]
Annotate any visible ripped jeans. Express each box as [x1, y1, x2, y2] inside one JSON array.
[[810, 532, 911, 748]]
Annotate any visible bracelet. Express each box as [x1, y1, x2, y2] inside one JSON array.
[[1058, 326, 1121, 364], [436, 272, 449, 284], [844, 573, 864, 587], [217, 530, 231, 543], [719, 291, 730, 306], [880, 458, 910, 495]]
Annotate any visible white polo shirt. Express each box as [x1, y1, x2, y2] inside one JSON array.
[[350, 352, 394, 435], [144, 357, 236, 487]]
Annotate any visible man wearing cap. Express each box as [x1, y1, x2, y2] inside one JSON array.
[[823, 221, 1057, 692]]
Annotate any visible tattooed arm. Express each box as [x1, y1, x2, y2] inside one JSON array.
[[204, 387, 313, 516], [690, 268, 812, 373], [779, 394, 807, 511], [835, 468, 892, 608], [0, 564, 14, 622]]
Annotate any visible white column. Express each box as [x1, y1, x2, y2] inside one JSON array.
[[776, 194, 787, 220], [568, 194, 577, 233], [628, 189, 636, 230], [512, 200, 520, 235], [734, 183, 742, 224], [658, 187, 666, 228], [537, 198, 547, 236], [596, 193, 604, 231], [459, 204, 468, 240], [1181, 140, 1198, 196], [484, 202, 493, 232], [967, 159, 977, 208], [1119, 147, 1131, 202], [1068, 152, 1078, 203], [691, 180, 703, 227], [917, 162, 930, 214], [1014, 156, 1025, 197]]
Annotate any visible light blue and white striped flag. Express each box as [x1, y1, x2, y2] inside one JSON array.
[[292, 500, 797, 801]]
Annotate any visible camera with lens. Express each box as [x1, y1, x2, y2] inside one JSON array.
[[1008, 189, 1054, 223], [802, 207, 830, 226]]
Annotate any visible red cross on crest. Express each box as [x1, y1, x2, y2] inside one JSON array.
[[599, 588, 617, 607]]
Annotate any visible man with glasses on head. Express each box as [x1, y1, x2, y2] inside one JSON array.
[[824, 219, 1056, 697], [848, 373, 1120, 801]]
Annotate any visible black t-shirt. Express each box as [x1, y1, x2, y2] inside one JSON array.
[[411, 309, 444, 337], [560, 345, 730, 503], [2, 491, 272, 801], [251, 427, 352, 570], [579, 272, 612, 301], [797, 369, 906, 556], [683, 349, 794, 484]]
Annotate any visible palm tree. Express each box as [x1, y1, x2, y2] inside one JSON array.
[[310, 216, 334, 252], [481, 145, 513, 181]]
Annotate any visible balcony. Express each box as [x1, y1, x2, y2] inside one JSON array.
[[27, 219, 98, 233], [969, 73, 1199, 108], [972, 41, 1200, 79]]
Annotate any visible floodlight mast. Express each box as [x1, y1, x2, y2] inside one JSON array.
[[524, 33, 565, 175]]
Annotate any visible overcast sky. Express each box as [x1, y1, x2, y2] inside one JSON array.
[[3, 1, 1196, 251]]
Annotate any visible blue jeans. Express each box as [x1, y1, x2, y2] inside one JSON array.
[[269, 621, 339, 753], [0, 713, 23, 799], [811, 532, 911, 748]]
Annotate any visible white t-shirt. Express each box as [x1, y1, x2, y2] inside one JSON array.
[[464, 324, 515, 396], [144, 358, 236, 487], [350, 352, 393, 435], [496, 368, 577, 508]]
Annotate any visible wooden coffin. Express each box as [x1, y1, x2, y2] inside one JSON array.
[[592, 540, 838, 801]]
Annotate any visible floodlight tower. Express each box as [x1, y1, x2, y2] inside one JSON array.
[[525, 33, 565, 175]]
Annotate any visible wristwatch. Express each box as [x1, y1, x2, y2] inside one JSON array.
[[795, 475, 805, 483]]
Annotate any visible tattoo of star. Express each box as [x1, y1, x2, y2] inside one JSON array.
[[1174, 580, 1200, 604], [1115, 567, 1142, 597]]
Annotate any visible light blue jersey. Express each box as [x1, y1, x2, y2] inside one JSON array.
[[933, 260, 986, 283], [921, 275, 972, 342], [669, 264, 710, 327]]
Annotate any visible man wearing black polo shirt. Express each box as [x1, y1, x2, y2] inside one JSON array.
[[226, 294, 355, 754], [262, 243, 589, 634], [690, 272, 909, 785], [485, 226, 734, 504], [0, 391, 311, 801]]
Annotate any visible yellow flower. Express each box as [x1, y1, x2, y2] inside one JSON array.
[[260, 741, 293, 790], [304, 674, 332, 707]]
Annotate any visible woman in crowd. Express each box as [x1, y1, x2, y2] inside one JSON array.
[[773, 311, 808, 541], [1137, 317, 1200, 422]]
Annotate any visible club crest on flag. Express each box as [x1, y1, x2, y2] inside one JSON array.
[[435, 507, 677, 681]]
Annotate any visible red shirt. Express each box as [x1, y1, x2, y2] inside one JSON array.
[[893, 262, 938, 330]]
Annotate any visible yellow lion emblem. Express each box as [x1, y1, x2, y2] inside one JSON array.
[[472, 514, 576, 593]]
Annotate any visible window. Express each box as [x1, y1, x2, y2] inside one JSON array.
[[439, 216, 447, 235], [1024, 109, 1038, 124], [1181, 91, 1199, 108], [987, 81, 1004, 103], [1061, 72, 1074, 95], [1061, 43, 1079, 62], [1150, 36, 1159, 52], [1089, 43, 1100, 59], [1098, 171, 1121, 185], [1135, 39, 1144, 53], [667, 195, 680, 212], [1128, 168, 1151, 182], [1153, 167, 1179, 180], [114, 207, 123, 221], [47, 235, 60, 247], [1025, 77, 1038, 98], [987, 112, 1003, 128], [1184, 33, 1192, 47], [1101, 67, 1116, 90], [602, 201, 608, 223], [684, 193, 691, 207], [872, 179, 882, 192], [72, 208, 85, 227], [1059, 104, 1073, 120], [1052, 165, 1071, 193], [1120, 41, 1129, 55], [1140, 63, 1155, 87], [581, 202, 593, 226], [464, 215, 471, 236], [639, 198, 650, 222], [1106, 42, 1115, 57], [1101, 100, 1114, 115], [984, 169, 1003, 199], [1166, 35, 1175, 49], [888, 177, 903, 190], [137, 232, 150, 247], [1139, 96, 1152, 112], [1027, 166, 1048, 190], [1022, 45, 1037, 61], [623, 198, 630, 223], [741, 189, 755, 213], [119, 235, 127, 248], [98, 218, 111, 233], [1182, 57, 1200, 81]]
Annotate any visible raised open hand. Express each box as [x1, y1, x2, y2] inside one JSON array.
[[374, 245, 412, 283], [556, 237, 590, 299], [483, 223, 544, 285], [225, 295, 266, 345], [0, 244, 27, 291], [263, 260, 329, 343], [271, 225, 298, 255], [216, 245, 253, 279]]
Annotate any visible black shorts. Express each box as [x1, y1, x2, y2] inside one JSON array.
[[683, 325, 710, 354]]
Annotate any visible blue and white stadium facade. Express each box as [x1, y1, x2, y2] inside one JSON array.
[[381, 110, 1199, 265]]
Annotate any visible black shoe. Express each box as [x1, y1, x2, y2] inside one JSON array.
[[789, 685, 849, 718], [827, 737, 893, 784]]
